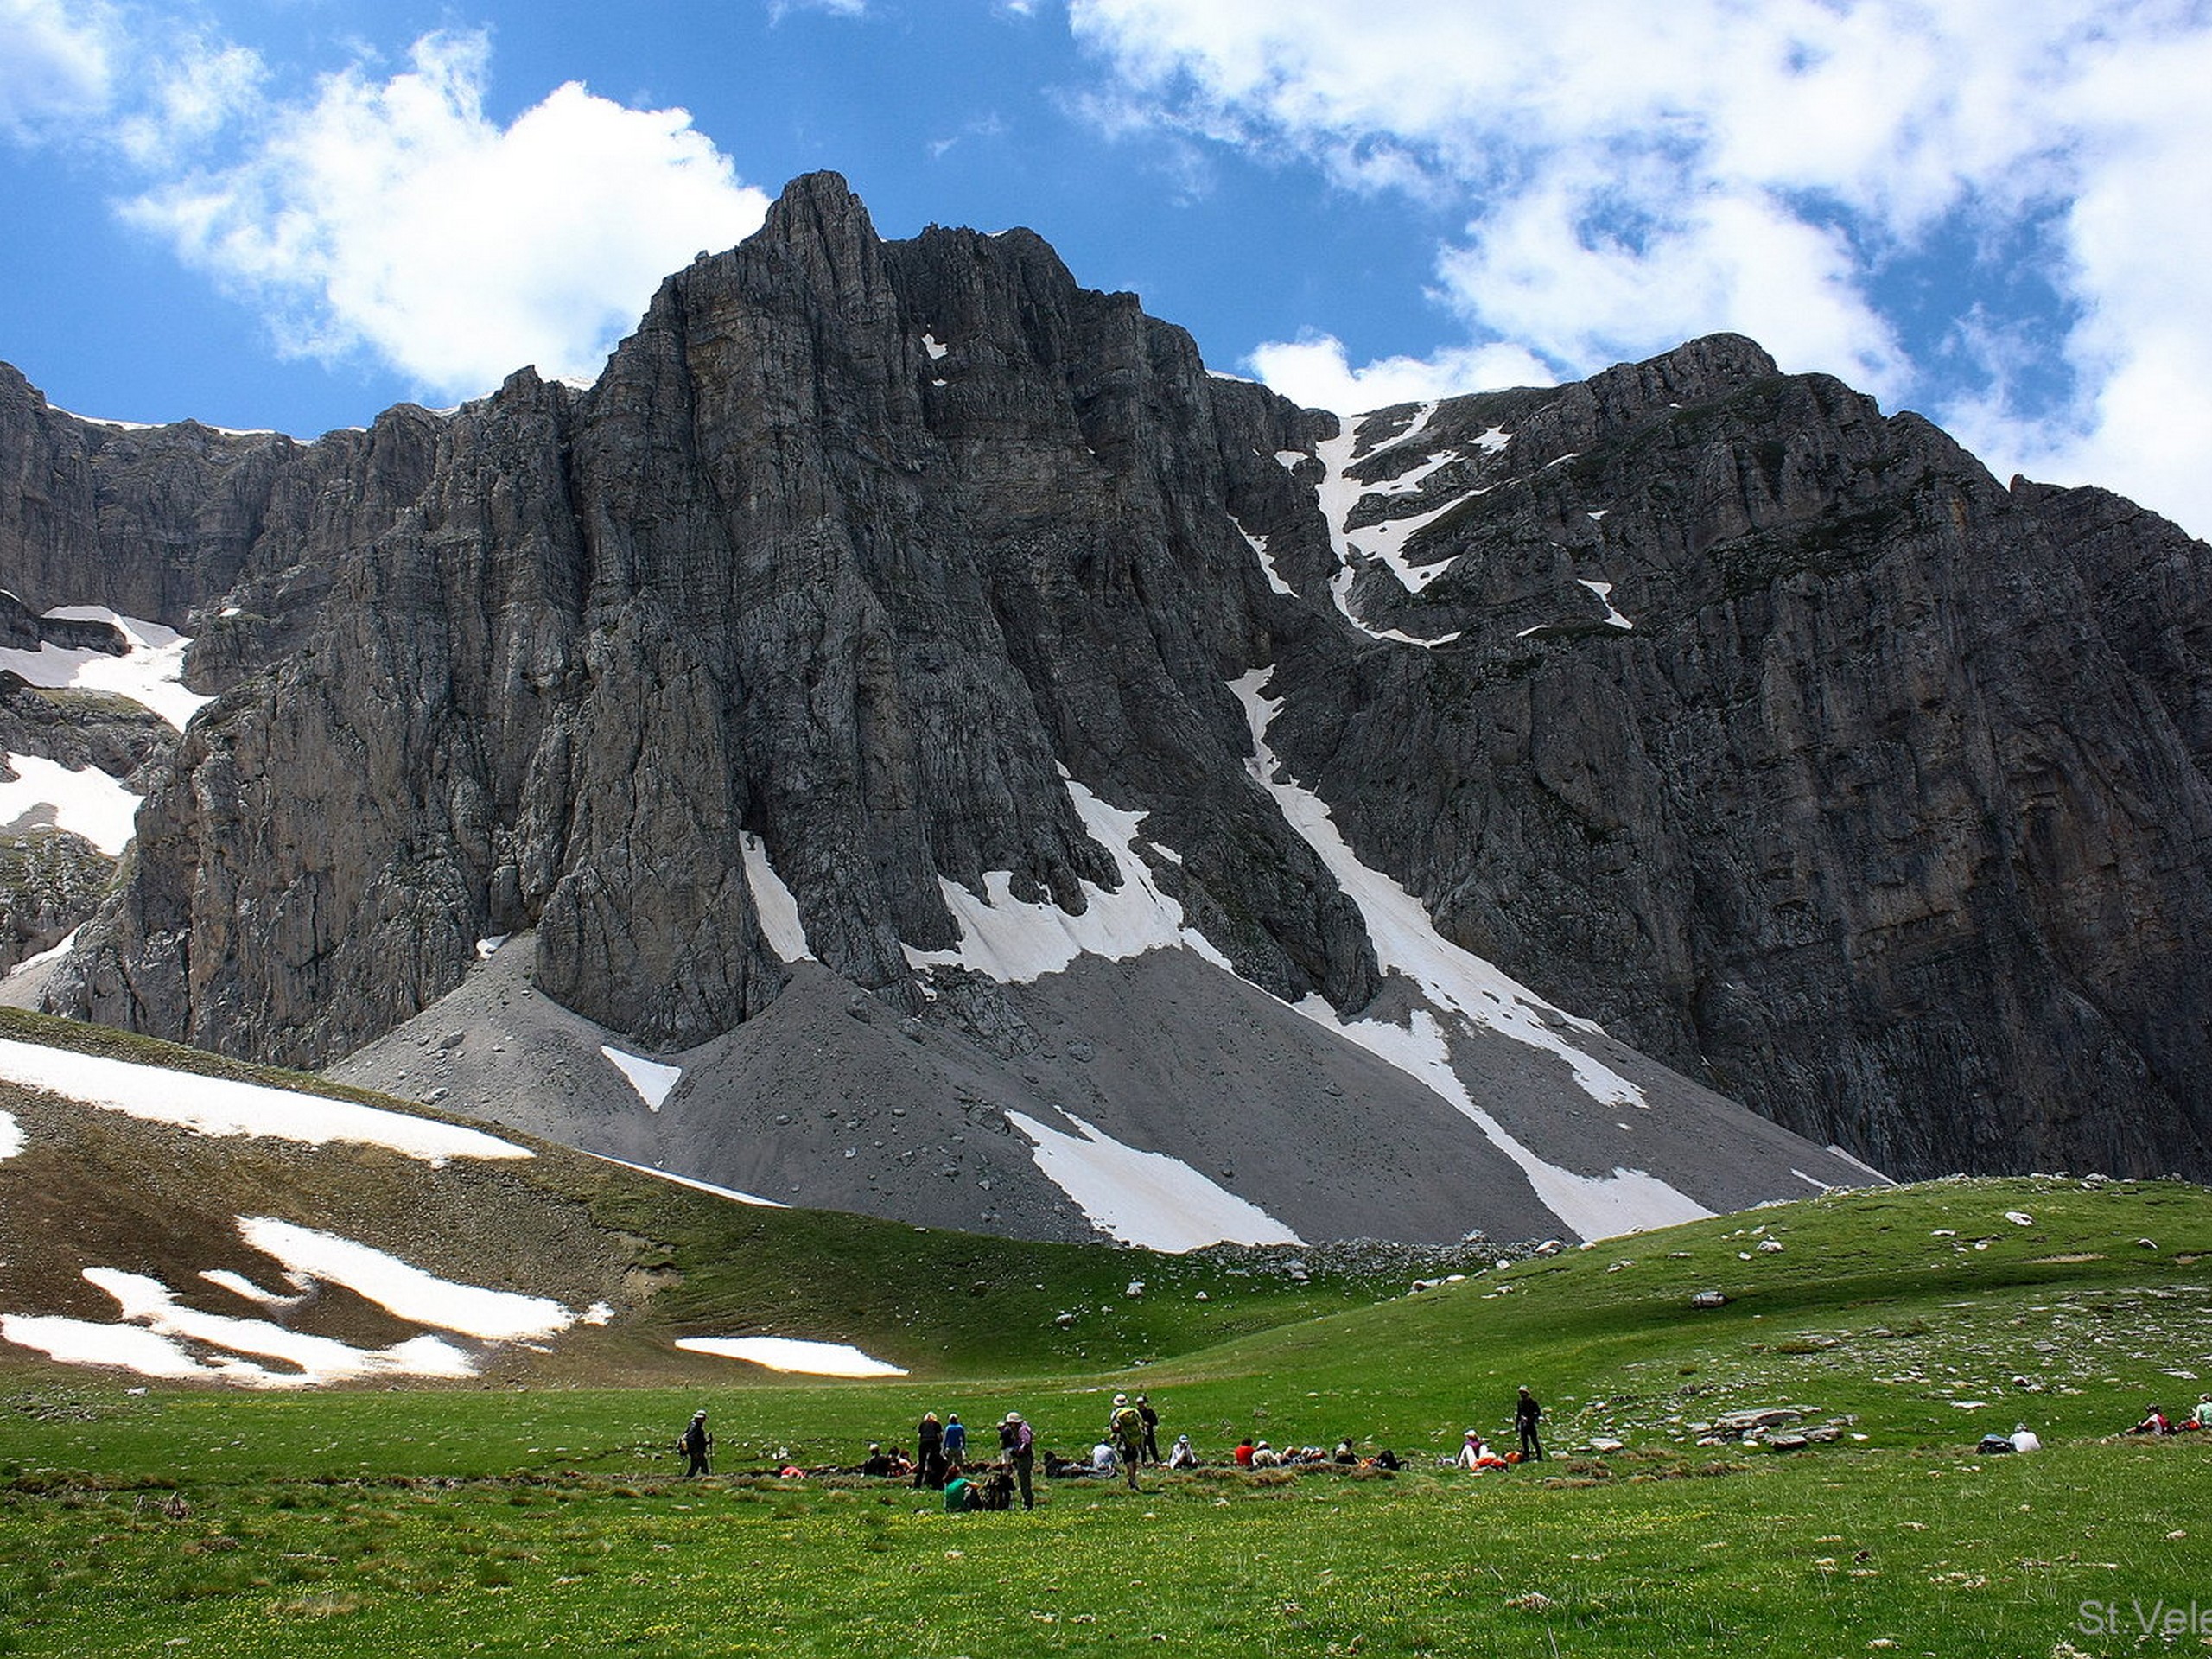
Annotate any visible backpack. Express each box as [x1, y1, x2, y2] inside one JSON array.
[[981, 1469, 1014, 1510], [1110, 1406, 1142, 1447]]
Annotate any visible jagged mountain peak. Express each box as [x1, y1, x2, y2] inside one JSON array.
[[3, 176, 2209, 1248]]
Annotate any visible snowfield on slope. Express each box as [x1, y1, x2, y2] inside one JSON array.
[[0, 608, 209, 730], [1232, 670, 1714, 1241], [902, 777, 1229, 982], [1005, 1107, 1303, 1251], [674, 1336, 908, 1377], [0, 1213, 613, 1386], [0, 1037, 531, 1165]]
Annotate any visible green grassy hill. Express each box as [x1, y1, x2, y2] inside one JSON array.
[[5, 1009, 2212, 1655]]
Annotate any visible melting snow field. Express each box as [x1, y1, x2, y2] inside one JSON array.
[[0, 752, 143, 855], [904, 778, 1230, 982], [1293, 404, 1474, 645], [236, 1217, 586, 1341], [1005, 1107, 1303, 1251], [741, 832, 815, 962], [674, 1336, 907, 1377], [583, 1150, 786, 1208], [0, 1106, 22, 1160], [0, 1215, 613, 1386], [0, 1217, 614, 1384], [1230, 671, 1713, 1242], [0, 1038, 531, 1165], [0, 608, 210, 731], [601, 1045, 683, 1112]]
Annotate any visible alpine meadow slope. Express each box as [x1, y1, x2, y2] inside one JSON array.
[[0, 173, 2208, 1249]]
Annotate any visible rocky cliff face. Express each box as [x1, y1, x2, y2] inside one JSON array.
[[4, 171, 2209, 1206]]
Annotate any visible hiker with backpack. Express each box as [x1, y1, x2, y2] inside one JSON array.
[[1136, 1395, 1160, 1464], [916, 1411, 946, 1489], [677, 1409, 712, 1477], [1515, 1387, 1546, 1461], [1108, 1393, 1145, 1489], [999, 1412, 1036, 1510]]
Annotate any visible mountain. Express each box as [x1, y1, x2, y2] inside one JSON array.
[[1, 172, 2207, 1246]]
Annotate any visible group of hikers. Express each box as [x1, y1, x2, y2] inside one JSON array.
[[671, 1385, 1554, 1503], [2127, 1395, 2212, 1435]]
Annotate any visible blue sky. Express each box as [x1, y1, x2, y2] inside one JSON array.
[[4, 0, 2209, 538]]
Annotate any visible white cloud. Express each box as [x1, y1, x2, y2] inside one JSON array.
[[113, 41, 264, 167], [120, 30, 771, 399], [1247, 334, 1553, 413], [0, 0, 118, 135], [1068, 0, 2212, 537]]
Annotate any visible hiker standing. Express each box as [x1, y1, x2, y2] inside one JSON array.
[[1136, 1395, 1160, 1465], [916, 1411, 946, 1488], [943, 1413, 968, 1466], [1000, 1412, 1036, 1510], [1515, 1387, 1546, 1462], [678, 1409, 713, 1477], [1108, 1393, 1146, 1490]]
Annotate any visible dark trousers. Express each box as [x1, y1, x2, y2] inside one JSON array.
[[1518, 1423, 1544, 1461], [915, 1448, 945, 1488], [1012, 1453, 1034, 1509], [683, 1448, 709, 1476]]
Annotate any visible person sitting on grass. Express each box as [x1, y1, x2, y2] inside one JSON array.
[[1333, 1440, 1357, 1465], [1455, 1429, 1489, 1469], [1169, 1435, 1198, 1469], [2128, 1403, 2172, 1435], [1233, 1437, 1255, 1468], [2185, 1396, 2212, 1431], [861, 1442, 893, 1477]]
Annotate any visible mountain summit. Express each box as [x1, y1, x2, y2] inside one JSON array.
[[3, 173, 2207, 1244]]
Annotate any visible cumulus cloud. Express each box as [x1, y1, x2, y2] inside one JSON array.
[[1248, 334, 1554, 414], [1069, 0, 2212, 536], [118, 31, 770, 399], [0, 0, 119, 135]]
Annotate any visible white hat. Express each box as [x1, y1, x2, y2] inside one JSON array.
[[1006, 1412, 1022, 1424], [1113, 1393, 1128, 1405]]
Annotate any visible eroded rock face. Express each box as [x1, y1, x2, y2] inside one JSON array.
[[6, 173, 2211, 1181]]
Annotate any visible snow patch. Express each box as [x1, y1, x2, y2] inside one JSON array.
[[921, 332, 950, 360], [0, 609, 210, 730], [1, 1263, 480, 1387], [0, 1037, 531, 1165], [236, 1217, 581, 1340], [1005, 1107, 1303, 1252], [1304, 1000, 1710, 1242], [902, 780, 1229, 982], [600, 1045, 682, 1113], [741, 833, 814, 961], [200, 1268, 309, 1311], [675, 1336, 907, 1377], [1474, 426, 1511, 454], [1577, 579, 1636, 630], [0, 752, 142, 856], [475, 934, 511, 959], [4, 926, 79, 981], [583, 1151, 786, 1208], [0, 1107, 21, 1160], [1306, 423, 1470, 644], [1230, 514, 1296, 596]]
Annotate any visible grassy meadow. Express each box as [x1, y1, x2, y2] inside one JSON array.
[[5, 1174, 2211, 1656]]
